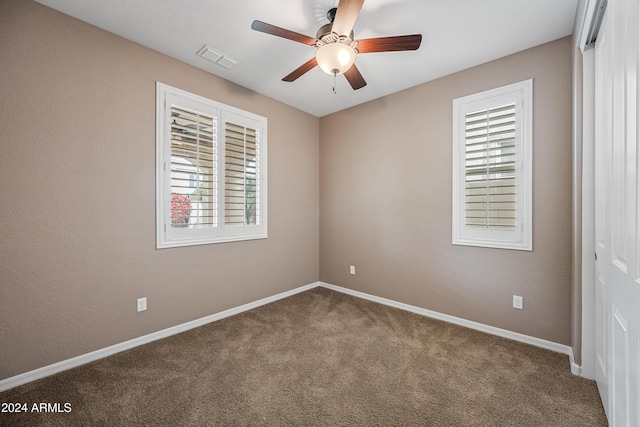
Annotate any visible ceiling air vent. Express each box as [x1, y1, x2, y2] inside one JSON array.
[[197, 45, 238, 69]]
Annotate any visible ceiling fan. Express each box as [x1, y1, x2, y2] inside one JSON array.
[[251, 0, 422, 92]]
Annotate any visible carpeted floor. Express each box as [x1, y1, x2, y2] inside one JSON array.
[[0, 287, 606, 426]]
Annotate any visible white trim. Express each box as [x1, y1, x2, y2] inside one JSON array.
[[570, 352, 583, 376], [574, 0, 590, 49], [0, 282, 319, 393], [580, 46, 597, 381], [1, 280, 581, 392], [578, 0, 607, 52], [319, 282, 575, 359], [578, 0, 598, 51]]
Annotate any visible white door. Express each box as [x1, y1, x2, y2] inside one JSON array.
[[593, 0, 640, 425]]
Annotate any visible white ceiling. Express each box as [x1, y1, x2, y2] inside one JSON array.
[[35, 0, 579, 117]]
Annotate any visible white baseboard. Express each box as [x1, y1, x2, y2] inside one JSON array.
[[319, 282, 579, 370], [569, 353, 582, 376], [0, 282, 320, 393], [1, 280, 581, 392]]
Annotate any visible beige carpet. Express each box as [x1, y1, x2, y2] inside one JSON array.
[[0, 287, 606, 426]]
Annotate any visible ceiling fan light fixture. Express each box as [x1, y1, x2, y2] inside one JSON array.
[[315, 42, 356, 75]]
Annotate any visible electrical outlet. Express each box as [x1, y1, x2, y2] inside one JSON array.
[[137, 297, 147, 312], [513, 295, 523, 310], [349, 265, 356, 275]]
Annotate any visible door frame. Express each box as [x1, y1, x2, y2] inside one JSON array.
[[574, 0, 600, 381]]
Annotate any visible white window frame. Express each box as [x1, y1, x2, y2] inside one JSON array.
[[452, 80, 532, 251], [156, 82, 267, 249]]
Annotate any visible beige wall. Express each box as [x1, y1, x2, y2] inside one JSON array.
[[320, 37, 573, 345], [0, 1, 319, 380]]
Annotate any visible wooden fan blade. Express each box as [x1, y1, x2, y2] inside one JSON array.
[[251, 20, 317, 46], [331, 0, 365, 37], [344, 64, 367, 90], [356, 34, 422, 53], [283, 57, 318, 82]]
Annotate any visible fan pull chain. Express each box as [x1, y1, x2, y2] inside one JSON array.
[[332, 69, 338, 94]]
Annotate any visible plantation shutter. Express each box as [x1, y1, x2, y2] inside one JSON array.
[[464, 103, 517, 230], [170, 105, 217, 228], [157, 83, 267, 248], [224, 121, 259, 226]]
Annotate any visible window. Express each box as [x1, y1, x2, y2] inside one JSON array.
[[156, 82, 267, 248], [452, 80, 532, 251]]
